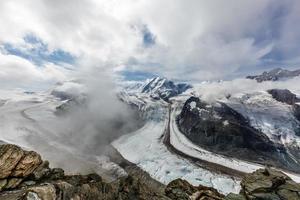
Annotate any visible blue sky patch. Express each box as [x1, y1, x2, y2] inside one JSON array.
[[3, 34, 75, 66], [142, 25, 156, 47], [120, 70, 157, 81]]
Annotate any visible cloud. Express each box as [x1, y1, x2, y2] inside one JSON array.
[[0, 52, 66, 89], [193, 77, 300, 103], [125, 0, 300, 80], [0, 0, 300, 83]]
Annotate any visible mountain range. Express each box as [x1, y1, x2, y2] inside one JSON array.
[[247, 67, 300, 82], [1, 68, 300, 198]]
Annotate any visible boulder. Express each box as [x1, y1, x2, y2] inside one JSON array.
[[32, 161, 51, 180], [165, 179, 224, 200], [240, 168, 300, 200], [0, 144, 44, 191], [26, 184, 57, 200], [11, 151, 42, 177], [117, 175, 170, 200], [0, 144, 24, 179]]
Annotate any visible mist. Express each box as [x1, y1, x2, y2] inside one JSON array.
[[57, 68, 143, 153], [40, 67, 143, 173], [194, 77, 300, 103], [0, 64, 144, 178]]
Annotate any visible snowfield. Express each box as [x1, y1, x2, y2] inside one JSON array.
[[113, 92, 241, 194], [0, 89, 126, 181], [224, 91, 300, 147], [114, 87, 300, 194]]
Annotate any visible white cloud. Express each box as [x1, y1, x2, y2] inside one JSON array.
[[0, 52, 66, 89], [0, 0, 299, 84], [193, 77, 300, 103]]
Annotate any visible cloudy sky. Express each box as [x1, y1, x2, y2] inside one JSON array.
[[0, 0, 300, 89]]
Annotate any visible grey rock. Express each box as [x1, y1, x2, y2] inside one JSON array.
[[268, 89, 299, 105], [32, 161, 51, 180], [141, 77, 191, 101], [177, 97, 298, 172], [247, 68, 300, 82], [224, 193, 246, 200]]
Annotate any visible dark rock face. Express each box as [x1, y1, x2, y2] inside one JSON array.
[[177, 97, 300, 172], [268, 89, 300, 127], [55, 97, 87, 115], [165, 179, 224, 200], [294, 104, 300, 123], [239, 168, 300, 200], [268, 89, 299, 105], [141, 77, 191, 101], [246, 68, 300, 82], [51, 90, 75, 101]]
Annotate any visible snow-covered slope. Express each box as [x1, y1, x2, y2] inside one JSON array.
[[115, 76, 300, 192], [0, 89, 126, 181], [225, 91, 300, 146], [123, 77, 191, 101], [170, 99, 300, 183], [113, 92, 240, 194]]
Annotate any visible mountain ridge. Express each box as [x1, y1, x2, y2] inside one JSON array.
[[246, 67, 300, 82]]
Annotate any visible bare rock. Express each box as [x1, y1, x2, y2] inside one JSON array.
[[32, 161, 51, 180], [48, 168, 64, 180], [240, 168, 300, 200], [12, 151, 42, 177], [26, 184, 57, 200], [165, 179, 224, 200], [5, 178, 23, 189], [224, 193, 246, 200], [0, 144, 43, 191], [0, 144, 24, 179], [267, 89, 299, 105], [116, 175, 170, 200], [0, 179, 7, 190]]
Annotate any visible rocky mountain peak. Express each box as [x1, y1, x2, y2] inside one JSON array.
[[268, 89, 300, 105], [246, 67, 300, 82], [140, 77, 191, 100]]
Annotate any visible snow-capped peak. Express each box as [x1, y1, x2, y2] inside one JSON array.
[[247, 67, 300, 82], [140, 77, 191, 100]]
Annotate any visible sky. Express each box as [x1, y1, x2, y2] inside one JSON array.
[[1, 0, 300, 89]]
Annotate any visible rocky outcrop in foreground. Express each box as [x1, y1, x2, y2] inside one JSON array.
[[0, 144, 167, 200], [226, 168, 300, 200], [0, 144, 299, 199]]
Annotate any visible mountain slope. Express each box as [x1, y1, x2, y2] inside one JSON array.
[[246, 67, 300, 82], [140, 77, 191, 101], [177, 92, 300, 173]]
